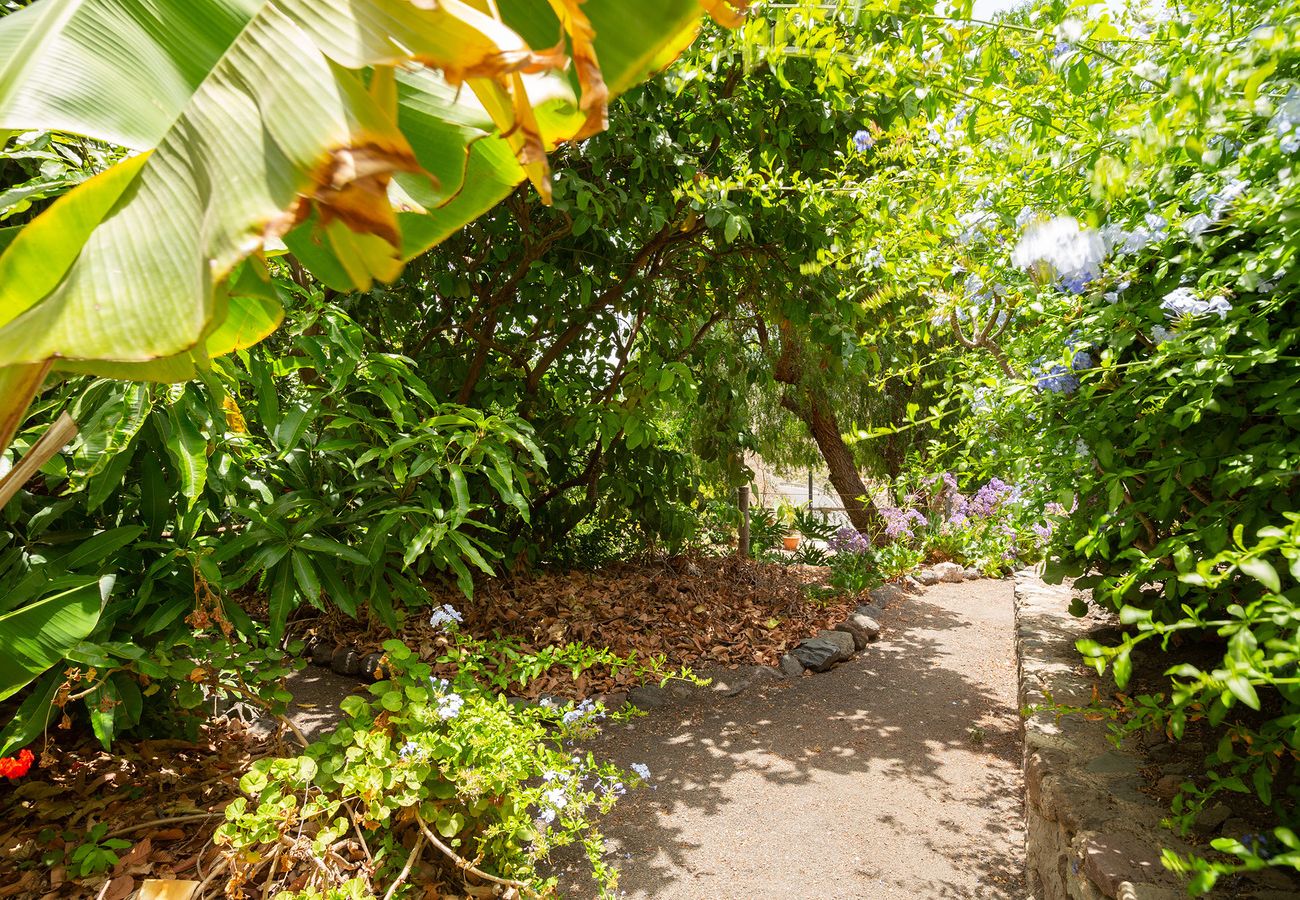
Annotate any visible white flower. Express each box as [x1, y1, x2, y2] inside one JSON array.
[[1011, 216, 1105, 283], [1160, 288, 1231, 320], [1056, 19, 1085, 42], [1183, 213, 1213, 239], [1131, 60, 1164, 84], [428, 604, 463, 630]]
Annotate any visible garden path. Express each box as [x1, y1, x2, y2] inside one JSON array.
[[559, 579, 1026, 899]]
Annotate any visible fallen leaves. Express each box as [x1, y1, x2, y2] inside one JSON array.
[[302, 556, 860, 699], [0, 721, 282, 900]]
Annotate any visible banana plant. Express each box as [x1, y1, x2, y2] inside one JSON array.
[[0, 0, 748, 459]]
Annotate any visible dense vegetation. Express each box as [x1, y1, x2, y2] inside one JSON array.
[[0, 0, 1297, 895]]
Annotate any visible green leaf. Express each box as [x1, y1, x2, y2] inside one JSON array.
[[295, 536, 370, 566], [0, 577, 107, 701], [87, 678, 121, 749], [1224, 674, 1260, 710], [0, 669, 61, 757], [158, 402, 208, 507], [291, 551, 321, 604], [1238, 557, 1280, 593]]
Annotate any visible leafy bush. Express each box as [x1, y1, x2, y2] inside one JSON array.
[[214, 619, 681, 899], [0, 303, 544, 753]]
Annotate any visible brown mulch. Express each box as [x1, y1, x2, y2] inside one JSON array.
[[294, 556, 863, 699], [0, 721, 278, 900]]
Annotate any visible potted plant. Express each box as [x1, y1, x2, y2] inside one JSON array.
[[776, 500, 801, 550]]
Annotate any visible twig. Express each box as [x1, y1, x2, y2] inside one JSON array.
[[278, 714, 311, 749], [102, 811, 224, 840], [343, 800, 373, 862], [415, 814, 539, 899], [194, 856, 231, 899], [278, 834, 333, 881], [0, 409, 76, 509], [261, 845, 284, 900], [381, 831, 424, 900]]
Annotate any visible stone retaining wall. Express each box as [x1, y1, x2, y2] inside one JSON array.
[[1015, 571, 1194, 900]]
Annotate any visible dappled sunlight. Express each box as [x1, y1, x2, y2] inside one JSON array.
[[555, 581, 1025, 899]]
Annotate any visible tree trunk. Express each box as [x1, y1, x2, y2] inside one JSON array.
[[770, 321, 880, 537], [780, 391, 881, 536]]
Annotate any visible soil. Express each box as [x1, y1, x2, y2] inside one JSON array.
[[555, 578, 1027, 899]]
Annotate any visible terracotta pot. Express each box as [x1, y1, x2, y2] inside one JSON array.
[[782, 534, 801, 551]]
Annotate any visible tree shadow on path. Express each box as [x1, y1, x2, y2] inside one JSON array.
[[557, 579, 1026, 900]]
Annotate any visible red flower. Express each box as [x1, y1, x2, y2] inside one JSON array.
[[0, 749, 34, 780]]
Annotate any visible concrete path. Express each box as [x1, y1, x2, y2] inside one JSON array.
[[560, 579, 1026, 899]]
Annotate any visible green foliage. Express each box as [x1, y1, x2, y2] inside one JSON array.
[[828, 548, 881, 596], [835, 0, 1300, 886], [42, 823, 133, 878], [215, 627, 678, 898]]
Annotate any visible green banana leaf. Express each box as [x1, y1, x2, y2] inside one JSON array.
[[0, 0, 738, 430], [0, 575, 111, 702]]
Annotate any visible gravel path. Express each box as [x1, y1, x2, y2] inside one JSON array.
[[560, 579, 1026, 899]]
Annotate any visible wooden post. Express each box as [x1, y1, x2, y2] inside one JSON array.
[[738, 485, 750, 558]]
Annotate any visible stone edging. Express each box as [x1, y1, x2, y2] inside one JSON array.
[[1016, 571, 1197, 900]]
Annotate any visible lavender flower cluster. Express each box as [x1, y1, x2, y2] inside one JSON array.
[[829, 526, 872, 555], [968, 478, 1016, 518], [880, 506, 928, 540]]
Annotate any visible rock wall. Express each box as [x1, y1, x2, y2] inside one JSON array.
[[1015, 571, 1193, 900]]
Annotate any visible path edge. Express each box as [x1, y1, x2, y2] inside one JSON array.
[[1013, 569, 1189, 900]]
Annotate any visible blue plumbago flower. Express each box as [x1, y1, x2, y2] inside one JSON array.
[[561, 698, 604, 727], [1012, 216, 1106, 287], [1182, 213, 1213, 239], [1103, 280, 1130, 304], [1151, 325, 1177, 344], [1274, 92, 1300, 151], [428, 604, 463, 630], [853, 130, 875, 153], [1160, 287, 1231, 320], [630, 763, 651, 781], [1031, 522, 1053, 543], [1033, 363, 1079, 394], [1058, 269, 1096, 295], [862, 248, 884, 269], [436, 692, 464, 720], [398, 740, 423, 759]]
